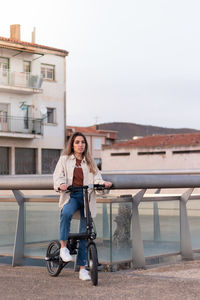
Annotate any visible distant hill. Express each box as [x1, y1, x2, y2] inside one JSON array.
[[97, 122, 199, 141]]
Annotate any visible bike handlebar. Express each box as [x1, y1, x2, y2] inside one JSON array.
[[67, 184, 111, 192], [58, 184, 113, 193]]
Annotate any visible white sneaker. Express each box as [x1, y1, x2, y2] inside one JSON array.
[[79, 269, 91, 281], [60, 247, 73, 262]]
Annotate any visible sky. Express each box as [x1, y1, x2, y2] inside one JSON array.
[[1, 0, 200, 129]]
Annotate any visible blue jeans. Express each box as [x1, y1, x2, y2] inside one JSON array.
[[60, 190, 87, 266]]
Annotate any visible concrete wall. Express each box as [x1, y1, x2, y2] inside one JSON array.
[[101, 146, 200, 171]]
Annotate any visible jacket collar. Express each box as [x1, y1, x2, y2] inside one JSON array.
[[69, 154, 86, 163]]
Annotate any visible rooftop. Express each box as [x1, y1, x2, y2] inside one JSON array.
[[103, 132, 200, 149], [0, 25, 68, 56], [67, 125, 117, 138]]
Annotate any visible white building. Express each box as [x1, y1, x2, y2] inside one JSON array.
[[0, 25, 68, 175], [102, 132, 200, 171]]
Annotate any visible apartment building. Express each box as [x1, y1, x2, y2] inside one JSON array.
[[66, 125, 117, 169], [102, 132, 200, 171], [0, 25, 68, 175]]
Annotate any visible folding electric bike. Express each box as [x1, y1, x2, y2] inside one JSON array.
[[45, 184, 107, 286]]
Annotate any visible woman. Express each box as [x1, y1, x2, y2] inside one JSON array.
[[53, 132, 112, 281]]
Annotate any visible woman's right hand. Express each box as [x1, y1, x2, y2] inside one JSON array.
[[59, 184, 68, 191]]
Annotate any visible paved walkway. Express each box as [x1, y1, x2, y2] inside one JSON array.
[[1, 260, 200, 300]]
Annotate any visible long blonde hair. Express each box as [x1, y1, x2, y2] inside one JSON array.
[[62, 132, 97, 174]]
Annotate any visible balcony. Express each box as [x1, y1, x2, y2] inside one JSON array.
[[0, 115, 43, 138], [0, 69, 43, 94]]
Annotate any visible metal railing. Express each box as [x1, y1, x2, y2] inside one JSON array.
[[0, 68, 43, 89], [1, 171, 200, 268], [0, 115, 43, 135]]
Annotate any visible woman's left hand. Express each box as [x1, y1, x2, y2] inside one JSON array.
[[104, 181, 113, 188]]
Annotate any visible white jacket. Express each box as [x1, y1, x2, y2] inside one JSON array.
[[53, 154, 105, 218]]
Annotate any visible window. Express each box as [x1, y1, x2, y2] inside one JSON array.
[[0, 103, 8, 131], [47, 108, 56, 124], [23, 61, 31, 83], [23, 105, 29, 129], [0, 57, 9, 84], [105, 139, 112, 145], [15, 148, 36, 174], [22, 105, 32, 130], [111, 152, 130, 156], [0, 57, 9, 71], [93, 137, 102, 150], [94, 158, 102, 170], [0, 111, 7, 123], [41, 64, 55, 80], [137, 151, 166, 155], [172, 150, 200, 154], [23, 61, 31, 73], [0, 147, 9, 175], [42, 149, 61, 174]]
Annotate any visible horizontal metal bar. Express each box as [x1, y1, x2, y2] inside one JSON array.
[[0, 175, 52, 190], [1, 173, 200, 190], [0, 194, 199, 203], [103, 169, 200, 175], [102, 174, 200, 189]]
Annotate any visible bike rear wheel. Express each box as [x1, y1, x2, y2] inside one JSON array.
[[87, 243, 98, 286], [46, 240, 62, 277]]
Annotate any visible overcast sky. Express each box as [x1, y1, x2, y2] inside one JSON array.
[[1, 0, 200, 129]]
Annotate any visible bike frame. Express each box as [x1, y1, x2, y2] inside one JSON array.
[[67, 184, 97, 242], [45, 185, 103, 263], [45, 184, 109, 285]]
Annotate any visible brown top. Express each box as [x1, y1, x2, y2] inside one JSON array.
[[72, 159, 83, 187]]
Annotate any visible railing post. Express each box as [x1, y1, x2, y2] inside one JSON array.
[[102, 203, 109, 238], [132, 189, 146, 268], [12, 190, 25, 266], [154, 189, 161, 241], [180, 188, 194, 260]]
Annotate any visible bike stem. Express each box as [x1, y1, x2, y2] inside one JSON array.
[[84, 188, 93, 233]]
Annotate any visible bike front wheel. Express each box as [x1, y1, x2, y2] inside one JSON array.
[[87, 243, 98, 286], [46, 240, 62, 277]]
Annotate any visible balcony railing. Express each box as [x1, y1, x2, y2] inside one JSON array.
[[0, 115, 43, 135], [0, 69, 43, 89]]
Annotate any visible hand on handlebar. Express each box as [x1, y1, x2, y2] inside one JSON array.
[[104, 181, 112, 189], [59, 183, 68, 191]]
